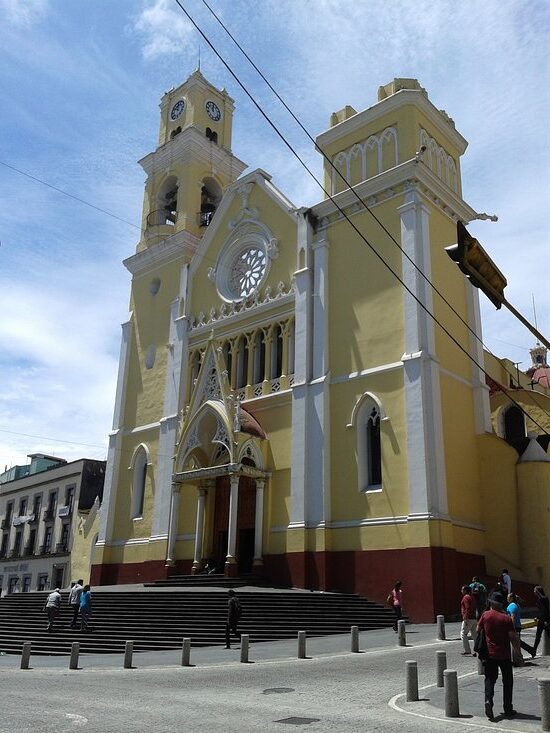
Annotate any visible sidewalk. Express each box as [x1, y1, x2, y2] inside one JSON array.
[[392, 626, 550, 731]]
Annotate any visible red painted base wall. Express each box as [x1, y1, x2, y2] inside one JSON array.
[[91, 548, 534, 623]]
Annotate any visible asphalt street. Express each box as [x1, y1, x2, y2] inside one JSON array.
[[0, 623, 547, 732]]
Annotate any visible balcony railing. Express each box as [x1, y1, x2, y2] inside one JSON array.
[[23, 544, 35, 556], [43, 508, 54, 522], [0, 518, 10, 530], [27, 513, 38, 524], [56, 542, 68, 554], [146, 209, 177, 228], [12, 516, 25, 527], [58, 505, 72, 518], [199, 210, 214, 228], [39, 544, 50, 555]]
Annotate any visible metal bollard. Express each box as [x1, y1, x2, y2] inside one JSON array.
[[69, 642, 79, 670], [539, 678, 550, 732], [405, 660, 419, 702], [436, 615, 446, 641], [543, 629, 550, 657], [477, 656, 485, 675], [240, 634, 249, 663], [181, 638, 191, 667], [397, 619, 406, 646], [20, 641, 31, 670], [444, 669, 460, 718], [351, 626, 359, 653], [298, 631, 307, 659], [124, 640, 134, 669], [436, 650, 447, 687]]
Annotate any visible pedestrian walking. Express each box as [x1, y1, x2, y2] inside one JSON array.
[[532, 585, 550, 656], [477, 591, 523, 721], [68, 579, 84, 629], [79, 584, 93, 632], [387, 580, 403, 632], [460, 585, 477, 655], [225, 589, 242, 649], [506, 592, 535, 658], [469, 576, 488, 619], [44, 587, 62, 632]]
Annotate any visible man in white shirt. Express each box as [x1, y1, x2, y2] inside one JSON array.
[[502, 570, 512, 595], [44, 588, 62, 632], [68, 579, 83, 628]]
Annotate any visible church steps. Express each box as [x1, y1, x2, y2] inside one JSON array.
[[0, 588, 401, 655]]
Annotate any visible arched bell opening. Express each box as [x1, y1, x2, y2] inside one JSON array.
[[199, 176, 222, 228]]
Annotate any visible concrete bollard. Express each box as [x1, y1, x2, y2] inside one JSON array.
[[124, 640, 134, 669], [240, 634, 249, 663], [181, 638, 191, 667], [405, 660, 419, 702], [543, 630, 550, 657], [351, 626, 359, 653], [539, 678, 550, 732], [477, 657, 485, 676], [437, 615, 446, 641], [298, 631, 307, 659], [444, 669, 460, 718], [69, 642, 80, 670], [20, 642, 31, 670], [397, 619, 406, 646], [436, 650, 447, 687]]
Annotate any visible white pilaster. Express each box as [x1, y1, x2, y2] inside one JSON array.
[[98, 315, 133, 545], [466, 283, 492, 434], [225, 474, 239, 566], [253, 478, 266, 566], [192, 488, 207, 570], [290, 209, 314, 525], [398, 190, 448, 518], [153, 265, 190, 538], [165, 483, 180, 566]]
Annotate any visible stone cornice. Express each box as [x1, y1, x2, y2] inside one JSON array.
[[138, 126, 247, 178], [124, 229, 200, 277], [311, 158, 477, 225], [316, 89, 468, 155]]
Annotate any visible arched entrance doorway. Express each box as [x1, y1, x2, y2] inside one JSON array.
[[213, 475, 256, 574]]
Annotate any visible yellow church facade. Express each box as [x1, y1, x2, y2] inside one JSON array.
[[92, 72, 550, 621]]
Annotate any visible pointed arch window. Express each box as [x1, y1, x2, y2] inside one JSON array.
[[130, 446, 149, 519], [503, 405, 526, 445], [350, 393, 385, 492]]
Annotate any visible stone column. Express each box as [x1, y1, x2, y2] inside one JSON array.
[[225, 474, 240, 577], [165, 483, 180, 567], [253, 478, 266, 570], [262, 328, 272, 395], [191, 488, 207, 574]]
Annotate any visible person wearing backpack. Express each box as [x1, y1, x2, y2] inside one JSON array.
[[225, 589, 242, 649], [469, 576, 488, 619]]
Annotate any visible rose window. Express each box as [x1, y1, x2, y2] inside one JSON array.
[[229, 247, 267, 298]]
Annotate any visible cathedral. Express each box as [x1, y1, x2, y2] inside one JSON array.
[[92, 71, 550, 622]]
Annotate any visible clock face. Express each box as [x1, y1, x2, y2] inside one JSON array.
[[170, 99, 185, 121], [206, 100, 222, 122]]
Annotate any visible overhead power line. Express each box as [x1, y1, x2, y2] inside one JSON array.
[[196, 0, 550, 426], [170, 0, 549, 437]]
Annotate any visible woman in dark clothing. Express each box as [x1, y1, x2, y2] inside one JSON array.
[[389, 580, 403, 632], [532, 585, 550, 656]]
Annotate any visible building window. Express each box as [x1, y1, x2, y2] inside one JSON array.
[[352, 393, 385, 492], [44, 492, 56, 521], [58, 523, 70, 553], [503, 405, 526, 445], [37, 574, 48, 591], [22, 576, 31, 593], [13, 530, 22, 557], [0, 534, 7, 557], [43, 525, 53, 553], [26, 528, 37, 556], [32, 494, 42, 519], [131, 446, 149, 519], [18, 498, 27, 516], [270, 324, 283, 379], [253, 331, 265, 384]]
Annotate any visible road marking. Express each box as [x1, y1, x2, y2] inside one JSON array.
[[389, 671, 522, 733], [65, 713, 88, 726]]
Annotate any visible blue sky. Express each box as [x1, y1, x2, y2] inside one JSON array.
[[1, 0, 549, 470]]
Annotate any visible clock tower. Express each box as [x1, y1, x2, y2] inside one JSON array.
[[95, 71, 247, 578]]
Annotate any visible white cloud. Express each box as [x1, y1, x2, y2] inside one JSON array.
[[133, 0, 195, 59], [0, 0, 48, 26]]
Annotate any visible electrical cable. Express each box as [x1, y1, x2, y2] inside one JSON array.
[[170, 0, 549, 436], [197, 0, 550, 426]]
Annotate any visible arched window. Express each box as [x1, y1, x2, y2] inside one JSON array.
[[350, 394, 384, 492], [253, 331, 265, 384], [503, 405, 526, 444], [199, 177, 222, 227], [131, 446, 149, 519], [236, 336, 248, 388], [222, 341, 232, 384], [270, 324, 283, 379], [206, 127, 218, 144]]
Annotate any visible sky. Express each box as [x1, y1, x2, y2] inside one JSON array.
[[1, 0, 549, 471]]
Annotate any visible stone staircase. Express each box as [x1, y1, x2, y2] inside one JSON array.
[[0, 587, 400, 656]]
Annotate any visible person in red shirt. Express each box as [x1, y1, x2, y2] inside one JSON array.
[[460, 585, 477, 655], [477, 592, 523, 721]]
